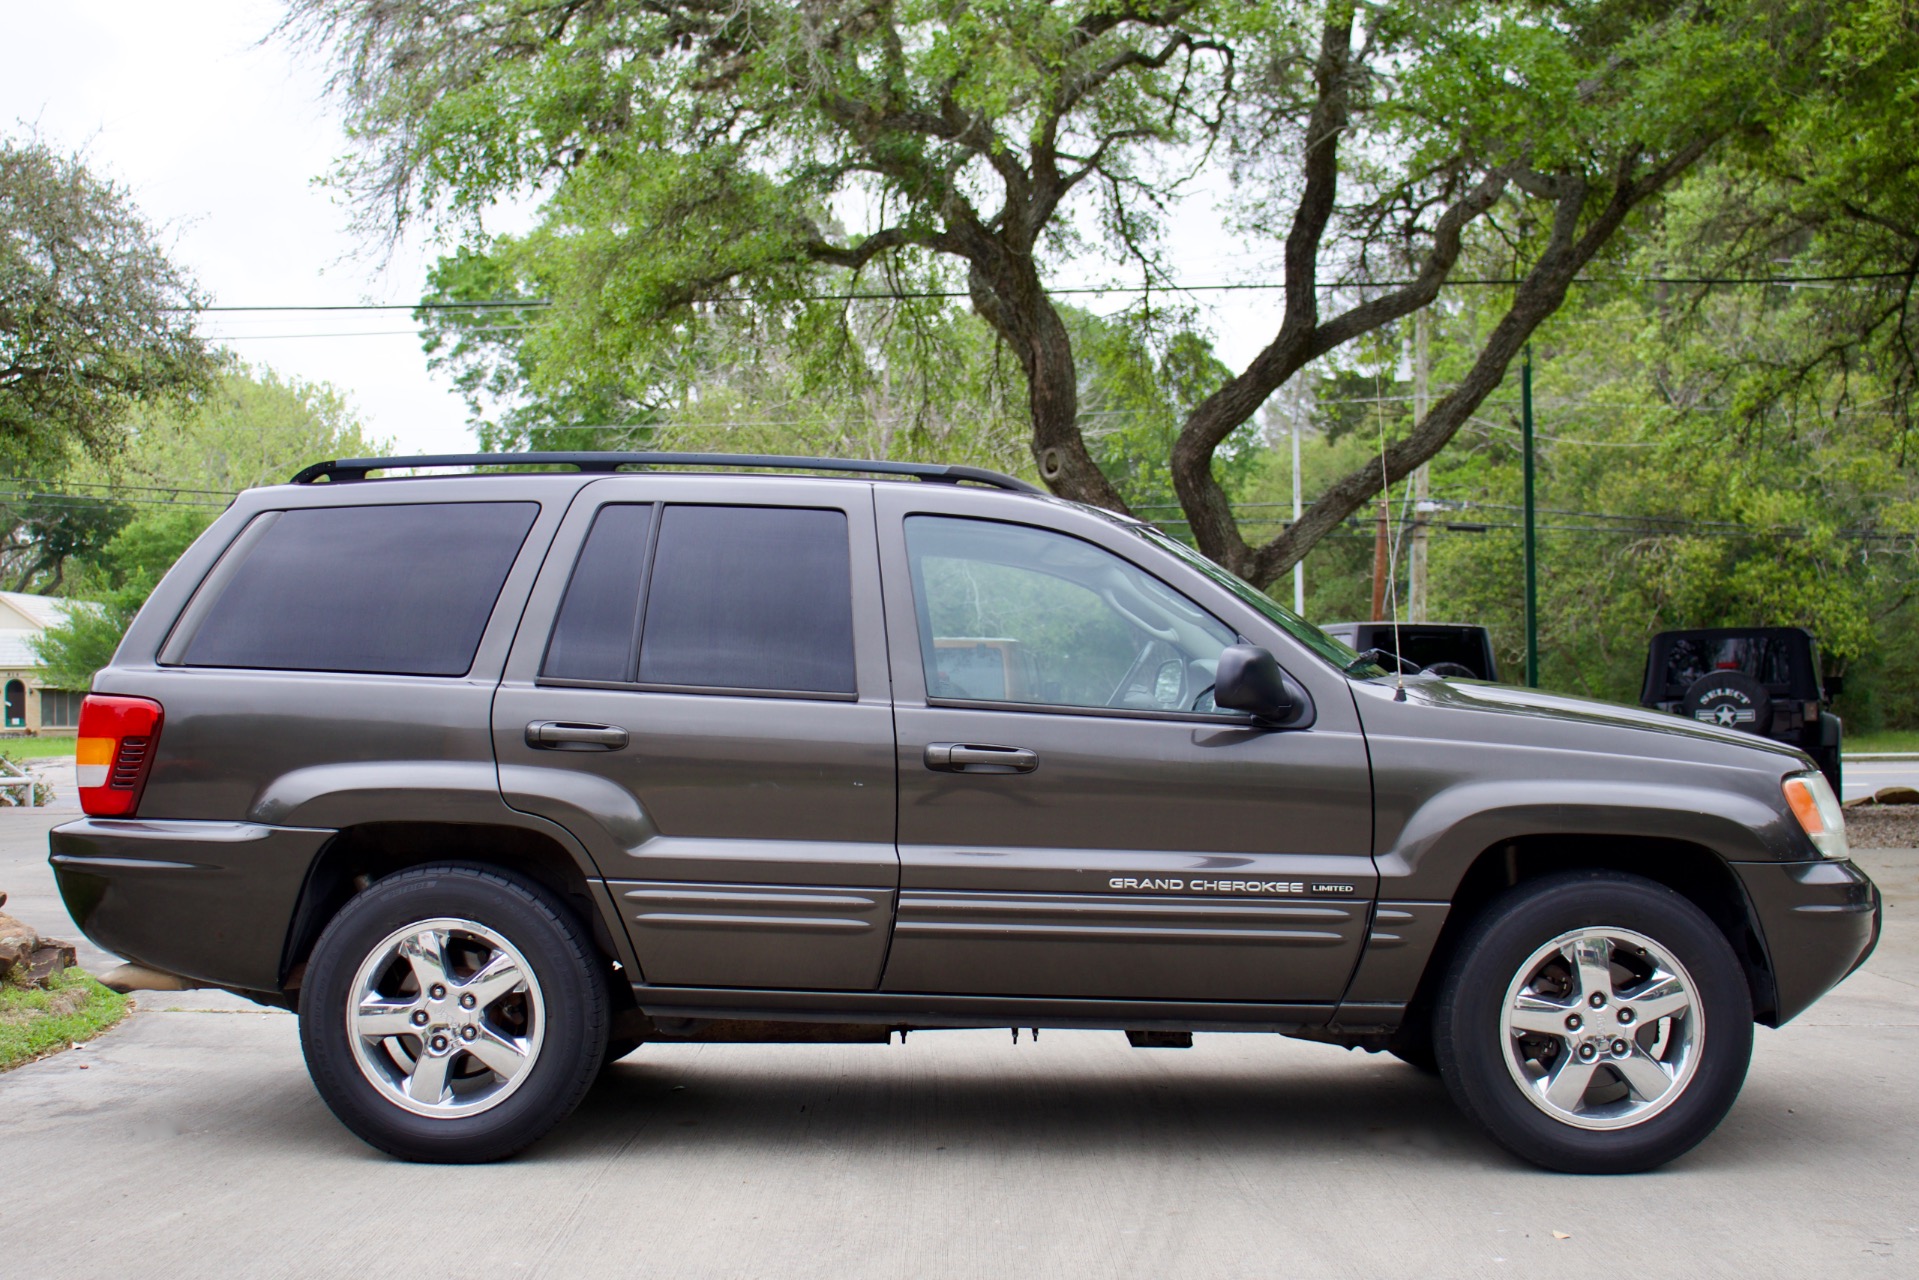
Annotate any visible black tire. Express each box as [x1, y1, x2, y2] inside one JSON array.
[[1812, 744, 1843, 797], [602, 1036, 645, 1068], [299, 865, 608, 1163], [1433, 871, 1752, 1174], [1384, 1005, 1440, 1075]]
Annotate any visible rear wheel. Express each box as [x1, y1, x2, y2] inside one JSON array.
[[1434, 871, 1752, 1173], [602, 1035, 645, 1068], [299, 865, 608, 1162]]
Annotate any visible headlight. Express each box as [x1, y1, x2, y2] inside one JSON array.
[[1782, 771, 1850, 861]]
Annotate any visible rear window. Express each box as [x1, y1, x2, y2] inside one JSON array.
[[1661, 635, 1795, 693], [178, 502, 538, 676], [1374, 627, 1493, 678], [538, 503, 858, 697], [638, 506, 856, 695]]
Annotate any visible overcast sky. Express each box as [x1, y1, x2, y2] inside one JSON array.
[[4, 2, 1286, 467], [3, 0, 488, 457]]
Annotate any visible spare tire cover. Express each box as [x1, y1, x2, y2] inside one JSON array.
[[1682, 670, 1773, 734]]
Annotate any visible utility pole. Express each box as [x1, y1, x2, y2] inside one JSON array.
[[1522, 344, 1539, 687], [1291, 406, 1305, 613], [1409, 309, 1432, 622]]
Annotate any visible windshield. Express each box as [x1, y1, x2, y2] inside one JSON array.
[[1130, 525, 1387, 678]]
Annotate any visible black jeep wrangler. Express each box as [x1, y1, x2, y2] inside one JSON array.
[[1321, 622, 1499, 681], [1640, 627, 1843, 795], [49, 454, 1878, 1173]]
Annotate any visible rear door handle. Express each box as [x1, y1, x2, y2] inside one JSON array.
[[526, 721, 629, 750], [924, 743, 1038, 774]]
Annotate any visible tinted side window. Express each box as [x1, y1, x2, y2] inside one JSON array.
[[638, 506, 856, 695], [180, 502, 538, 676], [543, 504, 655, 681], [906, 516, 1236, 713]]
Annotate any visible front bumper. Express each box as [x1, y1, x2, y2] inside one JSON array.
[[1733, 857, 1881, 1026], [49, 818, 335, 995]]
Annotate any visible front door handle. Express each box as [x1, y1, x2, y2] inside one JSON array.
[[526, 721, 629, 750], [924, 743, 1038, 774]]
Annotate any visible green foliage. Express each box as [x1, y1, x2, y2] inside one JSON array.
[[283, 0, 1918, 716], [0, 488, 132, 594], [28, 366, 387, 689], [0, 135, 214, 472], [0, 967, 131, 1072], [27, 581, 146, 691], [288, 0, 1877, 578], [1243, 241, 1918, 722], [96, 363, 387, 494], [1076, 315, 1259, 512]]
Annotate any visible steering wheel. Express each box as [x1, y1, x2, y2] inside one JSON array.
[[1105, 640, 1159, 707]]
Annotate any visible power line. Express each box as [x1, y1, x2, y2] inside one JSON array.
[[171, 268, 1912, 315]]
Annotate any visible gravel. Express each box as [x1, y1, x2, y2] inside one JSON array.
[[1845, 804, 1919, 848]]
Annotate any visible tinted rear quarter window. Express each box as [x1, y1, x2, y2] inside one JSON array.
[[638, 505, 855, 695], [179, 502, 538, 676], [543, 503, 655, 682]]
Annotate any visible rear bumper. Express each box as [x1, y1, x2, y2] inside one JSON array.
[[1733, 857, 1881, 1025], [49, 818, 334, 995]]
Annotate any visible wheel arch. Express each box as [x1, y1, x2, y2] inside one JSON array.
[[1402, 834, 1780, 1031], [279, 820, 639, 997]]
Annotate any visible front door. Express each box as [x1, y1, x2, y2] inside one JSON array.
[[493, 475, 898, 991], [874, 486, 1375, 1004]]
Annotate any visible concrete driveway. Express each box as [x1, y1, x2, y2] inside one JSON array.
[[2, 806, 1913, 1278]]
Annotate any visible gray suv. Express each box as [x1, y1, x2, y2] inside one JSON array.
[[50, 453, 1879, 1173]]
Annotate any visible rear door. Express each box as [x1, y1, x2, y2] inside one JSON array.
[[873, 485, 1375, 1005], [492, 475, 898, 991]]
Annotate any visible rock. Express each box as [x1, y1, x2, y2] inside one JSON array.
[[21, 941, 77, 987], [1872, 786, 1919, 806], [0, 909, 39, 975]]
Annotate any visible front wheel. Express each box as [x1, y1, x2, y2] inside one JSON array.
[[299, 865, 608, 1162], [1434, 871, 1752, 1173]]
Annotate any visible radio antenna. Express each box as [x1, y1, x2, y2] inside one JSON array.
[[1378, 385, 1407, 702]]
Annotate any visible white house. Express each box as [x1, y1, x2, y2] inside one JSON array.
[[0, 591, 91, 733]]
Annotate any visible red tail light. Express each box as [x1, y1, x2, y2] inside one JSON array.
[[76, 695, 164, 817]]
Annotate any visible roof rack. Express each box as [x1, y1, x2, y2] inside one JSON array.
[[288, 451, 1043, 494]]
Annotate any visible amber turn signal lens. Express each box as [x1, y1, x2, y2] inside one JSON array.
[[1781, 772, 1849, 861]]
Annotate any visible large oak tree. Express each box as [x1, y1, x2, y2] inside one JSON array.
[[285, 0, 1843, 586]]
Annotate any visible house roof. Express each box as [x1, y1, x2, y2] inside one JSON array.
[[0, 591, 84, 631], [0, 633, 44, 668]]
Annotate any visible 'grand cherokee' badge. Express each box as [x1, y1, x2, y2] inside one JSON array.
[[1107, 877, 1352, 895]]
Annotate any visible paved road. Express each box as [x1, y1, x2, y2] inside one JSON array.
[[1845, 757, 1919, 803], [2, 808, 1914, 1278]]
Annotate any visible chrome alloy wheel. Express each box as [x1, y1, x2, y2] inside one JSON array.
[[1499, 926, 1703, 1131], [346, 917, 546, 1118]]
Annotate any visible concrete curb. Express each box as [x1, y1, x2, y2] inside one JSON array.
[[1847, 753, 1919, 762]]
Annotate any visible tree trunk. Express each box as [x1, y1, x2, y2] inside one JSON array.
[[967, 258, 1130, 513]]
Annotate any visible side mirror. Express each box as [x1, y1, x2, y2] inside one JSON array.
[[1824, 674, 1844, 700], [1214, 645, 1292, 720]]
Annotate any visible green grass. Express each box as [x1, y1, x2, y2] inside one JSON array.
[[0, 968, 130, 1071], [1847, 730, 1919, 754], [0, 736, 75, 759]]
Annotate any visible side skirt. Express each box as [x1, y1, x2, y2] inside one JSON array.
[[627, 984, 1365, 1036]]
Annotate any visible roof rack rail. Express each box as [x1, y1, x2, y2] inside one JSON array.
[[288, 451, 1044, 494]]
